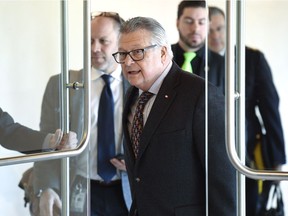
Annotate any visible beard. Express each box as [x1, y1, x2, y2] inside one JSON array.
[[179, 32, 205, 50]]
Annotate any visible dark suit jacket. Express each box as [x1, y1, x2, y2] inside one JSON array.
[[245, 47, 286, 167], [123, 62, 236, 216], [0, 108, 46, 153], [172, 43, 225, 93]]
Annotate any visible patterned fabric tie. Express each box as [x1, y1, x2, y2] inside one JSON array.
[[131, 91, 154, 159], [182, 51, 196, 73], [97, 74, 116, 182]]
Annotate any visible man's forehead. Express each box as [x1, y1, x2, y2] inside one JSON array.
[[119, 30, 150, 45], [181, 7, 207, 19], [210, 15, 225, 28]]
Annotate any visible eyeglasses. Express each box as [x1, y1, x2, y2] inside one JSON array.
[[91, 11, 124, 24], [112, 45, 158, 64]]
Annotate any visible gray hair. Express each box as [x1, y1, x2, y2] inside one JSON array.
[[120, 16, 173, 57]]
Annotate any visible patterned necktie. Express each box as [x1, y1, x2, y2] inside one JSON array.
[[97, 74, 116, 182], [131, 91, 154, 159], [182, 52, 196, 73]]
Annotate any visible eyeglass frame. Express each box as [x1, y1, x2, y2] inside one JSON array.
[[112, 44, 158, 64], [91, 11, 124, 25]]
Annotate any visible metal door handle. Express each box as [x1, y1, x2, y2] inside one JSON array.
[[226, 0, 288, 181]]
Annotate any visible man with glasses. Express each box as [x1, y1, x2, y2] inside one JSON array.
[[32, 12, 131, 216], [113, 16, 236, 216], [172, 0, 225, 94]]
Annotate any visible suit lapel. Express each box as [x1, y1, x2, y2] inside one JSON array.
[[137, 62, 181, 160]]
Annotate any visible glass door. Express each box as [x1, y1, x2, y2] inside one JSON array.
[[0, 0, 90, 215]]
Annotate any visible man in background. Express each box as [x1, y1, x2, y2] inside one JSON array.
[[32, 12, 131, 216], [208, 6, 286, 216], [172, 0, 225, 93]]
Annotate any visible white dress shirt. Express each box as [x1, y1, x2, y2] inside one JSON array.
[[76, 66, 123, 181]]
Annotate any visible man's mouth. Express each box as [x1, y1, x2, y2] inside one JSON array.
[[128, 70, 141, 75]]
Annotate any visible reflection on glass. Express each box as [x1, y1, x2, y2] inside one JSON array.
[[207, 2, 287, 216]]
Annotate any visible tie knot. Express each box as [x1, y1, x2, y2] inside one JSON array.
[[102, 74, 112, 85], [138, 91, 154, 105], [183, 52, 196, 62]]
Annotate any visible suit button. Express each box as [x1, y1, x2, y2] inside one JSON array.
[[135, 177, 141, 182]]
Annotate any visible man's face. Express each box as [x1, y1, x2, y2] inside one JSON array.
[[177, 7, 207, 50], [91, 17, 118, 73], [118, 29, 166, 91], [208, 14, 226, 53]]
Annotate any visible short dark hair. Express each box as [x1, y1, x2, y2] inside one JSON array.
[[177, 0, 206, 19], [208, 6, 225, 21]]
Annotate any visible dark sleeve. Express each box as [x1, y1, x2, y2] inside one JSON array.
[[255, 51, 286, 167], [0, 107, 47, 153], [195, 85, 236, 216], [209, 86, 236, 215]]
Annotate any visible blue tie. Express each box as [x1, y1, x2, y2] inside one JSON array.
[[97, 74, 116, 182]]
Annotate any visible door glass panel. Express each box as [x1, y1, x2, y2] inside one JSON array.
[[2, 0, 288, 215], [91, 0, 232, 215], [0, 0, 88, 215], [209, 0, 288, 215]]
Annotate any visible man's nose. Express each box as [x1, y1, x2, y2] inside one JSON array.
[[91, 41, 101, 52]]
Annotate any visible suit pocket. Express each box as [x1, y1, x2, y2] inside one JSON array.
[[174, 205, 204, 216]]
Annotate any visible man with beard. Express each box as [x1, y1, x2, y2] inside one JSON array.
[[172, 0, 225, 93]]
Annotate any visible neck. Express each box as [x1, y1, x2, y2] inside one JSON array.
[[178, 40, 203, 52]]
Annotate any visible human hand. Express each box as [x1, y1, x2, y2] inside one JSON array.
[[39, 188, 62, 216], [110, 158, 126, 171], [49, 129, 78, 150]]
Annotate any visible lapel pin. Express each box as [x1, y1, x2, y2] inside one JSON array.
[[165, 95, 169, 99]]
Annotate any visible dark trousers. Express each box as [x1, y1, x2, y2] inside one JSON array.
[[246, 178, 274, 216], [90, 180, 128, 216], [246, 178, 259, 216], [70, 176, 128, 216]]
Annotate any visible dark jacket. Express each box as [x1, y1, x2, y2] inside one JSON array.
[[172, 43, 225, 93], [123, 62, 236, 216], [245, 47, 286, 167]]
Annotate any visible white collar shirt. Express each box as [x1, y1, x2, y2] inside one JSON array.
[[76, 66, 123, 181]]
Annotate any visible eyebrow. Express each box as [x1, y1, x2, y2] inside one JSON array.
[[183, 16, 207, 21]]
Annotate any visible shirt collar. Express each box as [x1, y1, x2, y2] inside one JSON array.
[[91, 65, 122, 82]]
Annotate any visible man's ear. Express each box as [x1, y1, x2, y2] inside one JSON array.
[[161, 46, 168, 62]]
